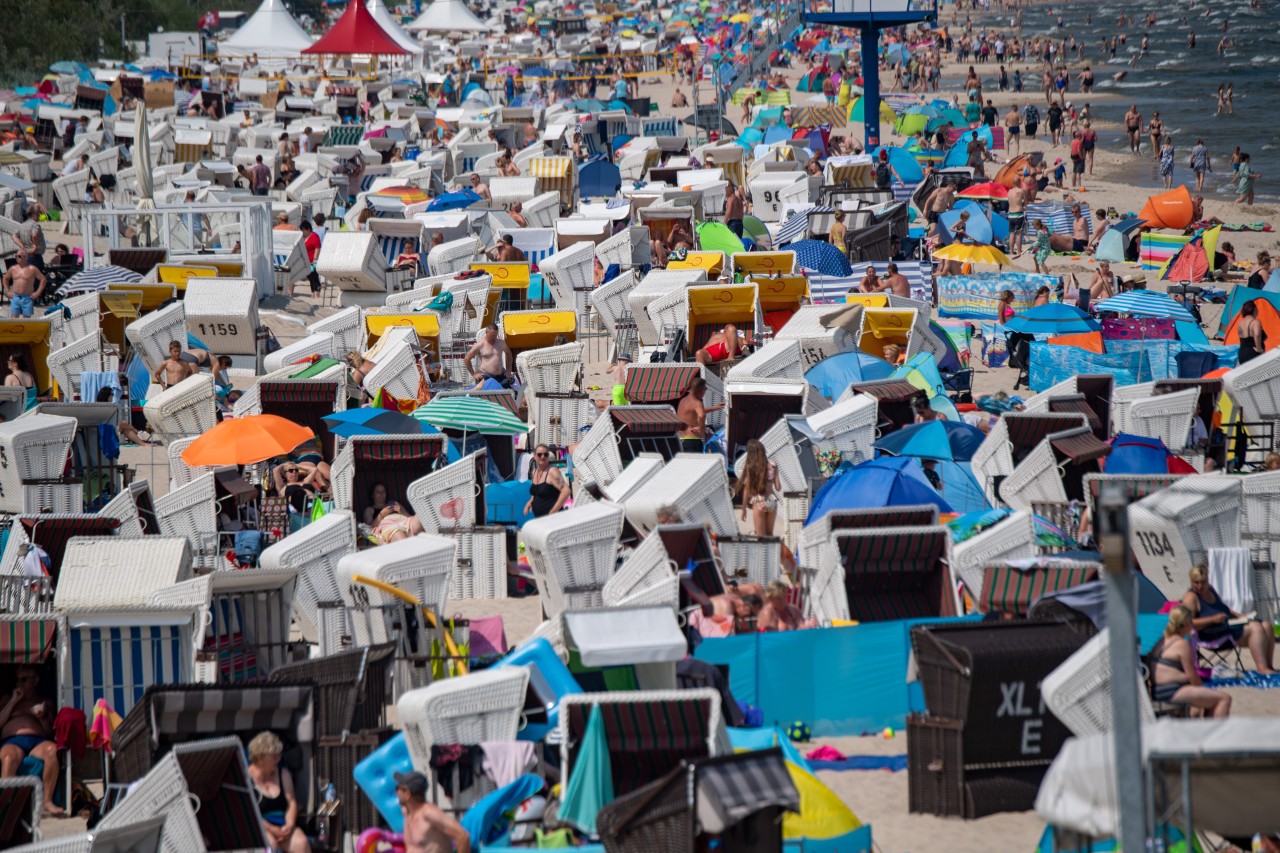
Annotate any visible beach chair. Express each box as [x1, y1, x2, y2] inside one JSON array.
[[539, 240, 595, 319], [623, 453, 736, 536], [725, 379, 826, 462], [397, 667, 530, 808], [831, 526, 959, 622], [969, 412, 1091, 508], [949, 509, 1037, 598], [977, 556, 1101, 618], [406, 453, 483, 534], [314, 232, 406, 307], [259, 511, 358, 654], [591, 270, 639, 344], [164, 436, 218, 492], [627, 269, 706, 346], [522, 502, 625, 619], [596, 225, 650, 271], [559, 689, 729, 797], [52, 170, 92, 235], [331, 434, 449, 519], [182, 278, 261, 357], [1109, 381, 1159, 436], [623, 363, 726, 430], [426, 235, 483, 277], [602, 533, 681, 610], [309, 305, 366, 358], [0, 414, 78, 515], [600, 453, 666, 504], [56, 292, 102, 348], [1222, 347, 1280, 424], [1125, 388, 1198, 455], [46, 331, 104, 402], [1041, 628, 1157, 737], [0, 777, 41, 848], [717, 536, 785, 587], [262, 332, 337, 374], [516, 342, 584, 399], [143, 374, 217, 440], [272, 228, 309, 295], [799, 392, 878, 465], [124, 302, 185, 375], [1128, 476, 1243, 603], [153, 471, 221, 568], [531, 391, 598, 451]]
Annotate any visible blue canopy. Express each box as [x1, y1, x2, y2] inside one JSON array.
[[953, 199, 1009, 241], [1092, 291, 1196, 322], [868, 146, 924, 183], [804, 352, 895, 398], [763, 125, 793, 146], [873, 419, 986, 462], [1003, 303, 1101, 335], [806, 457, 953, 526], [579, 159, 621, 199], [938, 209, 993, 245], [791, 239, 853, 277], [426, 189, 482, 211]]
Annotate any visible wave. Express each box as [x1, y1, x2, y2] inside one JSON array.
[[1111, 80, 1168, 88]]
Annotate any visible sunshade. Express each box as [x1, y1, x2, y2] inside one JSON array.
[[1091, 291, 1196, 322], [791, 239, 853, 277], [59, 265, 143, 294], [847, 97, 895, 124], [426, 189, 483, 211], [804, 351, 895, 398], [180, 414, 315, 466], [1103, 433, 1198, 474], [412, 397, 531, 435], [937, 209, 993, 245], [559, 704, 614, 835], [867, 146, 924, 183], [957, 181, 1009, 200], [1003, 303, 1101, 335], [322, 408, 423, 437], [791, 105, 846, 128], [806, 457, 953, 525], [695, 221, 746, 255], [873, 419, 985, 462], [931, 242, 1012, 267]]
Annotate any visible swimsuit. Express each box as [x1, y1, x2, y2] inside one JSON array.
[[702, 341, 730, 362], [2, 734, 47, 755], [1195, 587, 1244, 642], [254, 770, 290, 827]]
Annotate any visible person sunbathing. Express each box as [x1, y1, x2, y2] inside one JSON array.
[[393, 238, 422, 272], [1147, 605, 1231, 716], [695, 324, 750, 365], [757, 580, 816, 631], [372, 505, 424, 544], [0, 667, 62, 815], [1182, 564, 1276, 674]]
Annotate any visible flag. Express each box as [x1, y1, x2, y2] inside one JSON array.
[[198, 10, 220, 29]]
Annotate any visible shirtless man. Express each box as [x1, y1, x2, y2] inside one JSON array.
[[1007, 183, 1027, 254], [671, 87, 688, 108], [669, 221, 694, 250], [154, 340, 195, 389], [2, 252, 46, 318], [757, 580, 816, 631], [676, 377, 722, 452], [1003, 104, 1022, 155], [508, 201, 527, 228], [469, 173, 491, 201], [1070, 205, 1090, 252], [395, 771, 470, 853], [485, 234, 525, 263], [0, 667, 62, 815], [1124, 104, 1142, 155], [464, 324, 515, 388], [925, 183, 955, 238], [884, 263, 911, 297], [695, 324, 748, 365]]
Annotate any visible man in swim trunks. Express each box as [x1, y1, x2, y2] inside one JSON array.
[[1007, 183, 1027, 254], [1124, 104, 1142, 155], [608, 353, 630, 406], [465, 323, 516, 388], [154, 339, 196, 389], [396, 770, 471, 852], [676, 376, 722, 452], [1071, 205, 1090, 252], [1003, 104, 1022, 155], [696, 324, 748, 365], [2, 252, 46, 318], [0, 667, 62, 815]]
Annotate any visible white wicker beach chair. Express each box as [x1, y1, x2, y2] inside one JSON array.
[[1041, 628, 1156, 737], [0, 414, 77, 514], [308, 306, 365, 358], [570, 412, 624, 490], [949, 509, 1037, 597], [1000, 438, 1068, 512], [590, 270, 638, 336], [47, 331, 104, 402], [360, 339, 422, 402], [153, 472, 220, 569], [532, 392, 598, 450], [0, 776, 40, 848], [1128, 475, 1243, 602], [602, 532, 680, 610], [397, 667, 530, 808], [54, 537, 193, 612], [717, 536, 784, 587], [516, 342, 584, 399], [803, 392, 877, 463], [100, 486, 145, 537], [143, 374, 217, 438], [724, 339, 807, 383], [596, 225, 650, 270], [599, 453, 665, 504], [627, 269, 705, 346], [446, 526, 508, 601], [1109, 381, 1158, 436], [165, 436, 218, 491], [52, 170, 92, 235], [406, 454, 481, 534], [1222, 347, 1280, 423], [623, 453, 736, 536], [644, 286, 690, 347], [259, 511, 357, 652], [732, 418, 809, 494], [805, 557, 851, 625], [540, 240, 595, 317], [262, 332, 337, 374], [125, 302, 186, 375], [1023, 375, 1082, 414], [1126, 388, 1198, 454], [58, 292, 101, 347], [96, 752, 208, 853], [314, 231, 399, 301], [522, 190, 561, 228], [337, 534, 456, 646], [427, 236, 482, 277], [182, 278, 261, 356], [521, 502, 625, 619]]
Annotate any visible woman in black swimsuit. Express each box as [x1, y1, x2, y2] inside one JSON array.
[[524, 443, 570, 518], [247, 731, 310, 853], [1236, 300, 1267, 363], [1147, 606, 1232, 716], [1183, 565, 1277, 673]]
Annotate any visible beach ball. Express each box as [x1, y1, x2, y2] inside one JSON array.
[[787, 721, 812, 742]]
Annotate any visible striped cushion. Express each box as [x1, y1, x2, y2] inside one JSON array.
[[808, 262, 931, 303], [68, 625, 186, 716]]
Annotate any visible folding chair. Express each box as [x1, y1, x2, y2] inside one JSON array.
[[1006, 332, 1033, 391]]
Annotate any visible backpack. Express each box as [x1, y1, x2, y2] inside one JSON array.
[[875, 161, 892, 187]]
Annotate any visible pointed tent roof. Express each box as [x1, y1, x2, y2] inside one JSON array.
[[303, 0, 408, 55], [407, 0, 493, 33], [220, 0, 314, 56], [366, 0, 424, 54]]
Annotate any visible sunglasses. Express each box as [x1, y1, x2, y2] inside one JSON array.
[[535, 451, 549, 458]]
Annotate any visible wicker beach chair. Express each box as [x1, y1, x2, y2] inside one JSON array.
[[627, 270, 706, 346], [1126, 387, 1198, 454], [99, 486, 145, 537], [590, 269, 639, 338], [540, 240, 595, 318], [262, 332, 337, 374], [426, 236, 482, 277], [124, 302, 186, 375], [521, 190, 561, 228], [571, 413, 624, 490], [1041, 628, 1157, 737], [259, 511, 358, 653], [47, 331, 104, 402], [804, 392, 878, 464], [0, 413, 78, 515], [165, 436, 216, 491], [949, 509, 1037, 598], [330, 434, 448, 517], [724, 339, 807, 383], [308, 306, 365, 358], [602, 533, 681, 610], [406, 454, 481, 534], [600, 453, 666, 504], [337, 534, 456, 644], [182, 278, 261, 356], [1222, 347, 1280, 423], [153, 472, 219, 568], [0, 777, 41, 848], [1128, 476, 1243, 603], [624, 453, 736, 536], [831, 525, 958, 622], [97, 752, 208, 853], [143, 374, 217, 438], [521, 502, 625, 619]]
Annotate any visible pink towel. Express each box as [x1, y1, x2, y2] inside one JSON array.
[[467, 615, 508, 658], [805, 745, 847, 762], [480, 742, 536, 788]]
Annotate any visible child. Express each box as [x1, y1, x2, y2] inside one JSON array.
[[608, 353, 631, 406], [1053, 158, 1066, 189]]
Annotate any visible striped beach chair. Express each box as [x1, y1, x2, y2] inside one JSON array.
[[979, 557, 1101, 617], [831, 526, 958, 622], [323, 124, 366, 146]]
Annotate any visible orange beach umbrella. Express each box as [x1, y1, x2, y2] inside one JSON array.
[[180, 414, 315, 467]]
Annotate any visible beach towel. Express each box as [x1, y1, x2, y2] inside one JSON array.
[[1208, 547, 1253, 615]]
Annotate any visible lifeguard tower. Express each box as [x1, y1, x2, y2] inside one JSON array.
[[804, 0, 937, 148]]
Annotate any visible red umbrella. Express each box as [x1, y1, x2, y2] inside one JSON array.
[[958, 181, 1010, 201]]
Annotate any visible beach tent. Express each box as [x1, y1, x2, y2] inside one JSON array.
[[366, 0, 424, 53], [303, 0, 408, 54], [1136, 185, 1194, 230], [219, 0, 314, 57], [1159, 225, 1220, 283], [847, 97, 896, 125], [407, 0, 492, 31], [807, 457, 954, 525], [578, 159, 621, 199], [867, 145, 923, 183], [1093, 217, 1144, 264], [1216, 287, 1280, 338], [994, 154, 1032, 188], [1223, 296, 1280, 355]]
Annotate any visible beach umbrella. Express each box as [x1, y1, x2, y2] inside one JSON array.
[[847, 97, 895, 124], [57, 264, 142, 295], [559, 704, 614, 835], [804, 352, 894, 398], [427, 189, 483, 212], [571, 98, 607, 112], [947, 508, 1079, 550], [1003, 303, 1101, 336], [322, 408, 423, 437], [994, 154, 1032, 188], [741, 215, 771, 248], [1091, 291, 1195, 322], [891, 353, 960, 421], [695, 221, 745, 256], [931, 242, 1012, 267], [180, 414, 315, 467], [1103, 433, 1198, 475], [806, 457, 953, 526], [791, 239, 853, 277], [412, 397, 531, 435], [133, 102, 154, 206], [873, 419, 986, 462], [791, 104, 845, 128], [373, 185, 429, 204], [728, 12, 752, 22], [958, 181, 1009, 201]]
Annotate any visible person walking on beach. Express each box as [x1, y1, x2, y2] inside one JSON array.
[[1159, 137, 1176, 189], [1023, 102, 1039, 140], [1030, 219, 1051, 274], [1004, 105, 1022, 155], [1080, 120, 1098, 175], [1147, 113, 1164, 162], [1124, 104, 1142, 155], [1234, 153, 1260, 205], [1190, 139, 1212, 193], [1007, 183, 1026, 255]]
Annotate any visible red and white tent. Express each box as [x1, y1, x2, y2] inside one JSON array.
[[302, 0, 409, 55]]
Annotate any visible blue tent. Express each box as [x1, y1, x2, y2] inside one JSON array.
[[1093, 217, 1144, 264], [579, 159, 621, 199], [804, 352, 895, 398], [937, 209, 993, 245], [868, 146, 924, 183], [426, 189, 482, 211], [953, 199, 1009, 241], [1004, 303, 1101, 336], [763, 125, 793, 146], [806, 457, 953, 526]]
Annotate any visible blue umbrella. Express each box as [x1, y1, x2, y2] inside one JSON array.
[[322, 408, 423, 437], [804, 352, 895, 398], [427, 189, 483, 211], [1092, 291, 1196, 322], [791, 239, 853, 277], [806, 457, 953, 526], [1003, 303, 1101, 335], [873, 419, 986, 462]]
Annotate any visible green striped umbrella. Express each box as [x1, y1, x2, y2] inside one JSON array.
[[412, 397, 532, 436]]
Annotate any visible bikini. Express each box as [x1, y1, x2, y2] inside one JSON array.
[[1149, 640, 1189, 703]]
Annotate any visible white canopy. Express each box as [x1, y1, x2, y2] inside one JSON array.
[[219, 0, 314, 57], [562, 607, 686, 667], [1036, 717, 1280, 839], [407, 0, 493, 33], [366, 0, 425, 54]]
